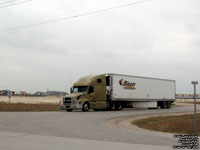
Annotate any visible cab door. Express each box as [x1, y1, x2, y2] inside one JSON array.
[[94, 78, 107, 109], [87, 86, 96, 109]]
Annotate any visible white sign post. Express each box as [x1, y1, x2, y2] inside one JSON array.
[[7, 90, 12, 111], [191, 81, 198, 136]]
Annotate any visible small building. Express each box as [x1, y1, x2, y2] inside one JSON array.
[[46, 91, 68, 96], [176, 94, 200, 99], [34, 91, 45, 96], [19, 91, 27, 96], [0, 90, 15, 96]]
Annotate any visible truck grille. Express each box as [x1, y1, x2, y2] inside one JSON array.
[[63, 97, 71, 105]]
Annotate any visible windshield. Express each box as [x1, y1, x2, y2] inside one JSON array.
[[72, 86, 88, 93]]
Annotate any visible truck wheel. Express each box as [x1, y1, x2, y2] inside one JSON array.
[[107, 102, 113, 111], [82, 102, 90, 112], [111, 103, 115, 110], [66, 109, 72, 112], [148, 107, 158, 109], [94, 109, 100, 111], [115, 102, 123, 110]]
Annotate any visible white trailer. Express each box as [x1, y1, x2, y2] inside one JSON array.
[[106, 73, 176, 109]]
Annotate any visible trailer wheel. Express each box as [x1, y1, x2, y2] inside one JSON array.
[[66, 109, 72, 112], [115, 102, 123, 110], [161, 101, 167, 109], [82, 102, 90, 112], [166, 101, 172, 109]]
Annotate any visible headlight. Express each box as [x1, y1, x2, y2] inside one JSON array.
[[60, 100, 63, 105], [72, 99, 76, 104], [77, 95, 81, 100]]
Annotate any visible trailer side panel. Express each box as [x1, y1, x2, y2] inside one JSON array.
[[110, 74, 175, 101]]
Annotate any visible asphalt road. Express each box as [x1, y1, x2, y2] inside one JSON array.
[[0, 105, 199, 150]]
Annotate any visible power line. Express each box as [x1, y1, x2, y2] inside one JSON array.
[[0, 0, 18, 5], [0, 0, 33, 9], [0, 0, 150, 32]]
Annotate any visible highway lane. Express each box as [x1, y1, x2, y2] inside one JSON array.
[[0, 104, 199, 149], [0, 131, 173, 150]]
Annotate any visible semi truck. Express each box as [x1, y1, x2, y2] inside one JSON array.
[[61, 73, 176, 112]]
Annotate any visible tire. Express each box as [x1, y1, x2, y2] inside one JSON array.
[[94, 109, 100, 111], [82, 102, 90, 112], [115, 102, 123, 110], [166, 101, 172, 109], [66, 109, 72, 112], [161, 101, 167, 109], [148, 107, 158, 109], [111, 103, 115, 110], [107, 102, 112, 111]]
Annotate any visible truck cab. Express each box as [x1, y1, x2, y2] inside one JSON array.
[[61, 74, 107, 112]]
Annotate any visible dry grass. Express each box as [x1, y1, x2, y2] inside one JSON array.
[[133, 114, 200, 134], [188, 102, 200, 104], [0, 102, 61, 111]]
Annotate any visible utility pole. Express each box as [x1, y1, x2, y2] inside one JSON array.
[[69, 73, 71, 93], [191, 81, 198, 136], [7, 90, 12, 111]]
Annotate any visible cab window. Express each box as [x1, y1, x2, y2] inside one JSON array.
[[97, 79, 102, 83], [72, 86, 88, 93]]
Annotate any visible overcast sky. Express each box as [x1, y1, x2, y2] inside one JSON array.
[[0, 0, 199, 93]]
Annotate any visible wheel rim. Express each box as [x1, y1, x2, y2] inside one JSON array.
[[163, 102, 167, 108], [112, 104, 115, 110], [167, 102, 171, 108], [84, 104, 89, 110], [107, 103, 110, 109], [118, 104, 122, 110]]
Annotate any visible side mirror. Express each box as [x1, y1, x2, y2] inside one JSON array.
[[70, 87, 73, 93], [88, 86, 94, 94]]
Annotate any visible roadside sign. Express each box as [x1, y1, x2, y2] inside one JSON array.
[[7, 90, 12, 98]]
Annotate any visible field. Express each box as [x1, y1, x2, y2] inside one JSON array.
[[133, 113, 200, 135], [0, 102, 60, 111], [0, 96, 62, 111], [176, 99, 200, 104], [0, 95, 62, 104]]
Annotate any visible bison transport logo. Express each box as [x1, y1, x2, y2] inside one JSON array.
[[119, 79, 136, 90]]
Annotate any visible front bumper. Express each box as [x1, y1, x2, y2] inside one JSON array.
[[61, 103, 83, 110]]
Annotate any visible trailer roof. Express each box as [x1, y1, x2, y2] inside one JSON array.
[[105, 73, 176, 82]]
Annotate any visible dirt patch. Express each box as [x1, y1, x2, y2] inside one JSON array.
[[133, 113, 200, 135], [105, 112, 200, 135]]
